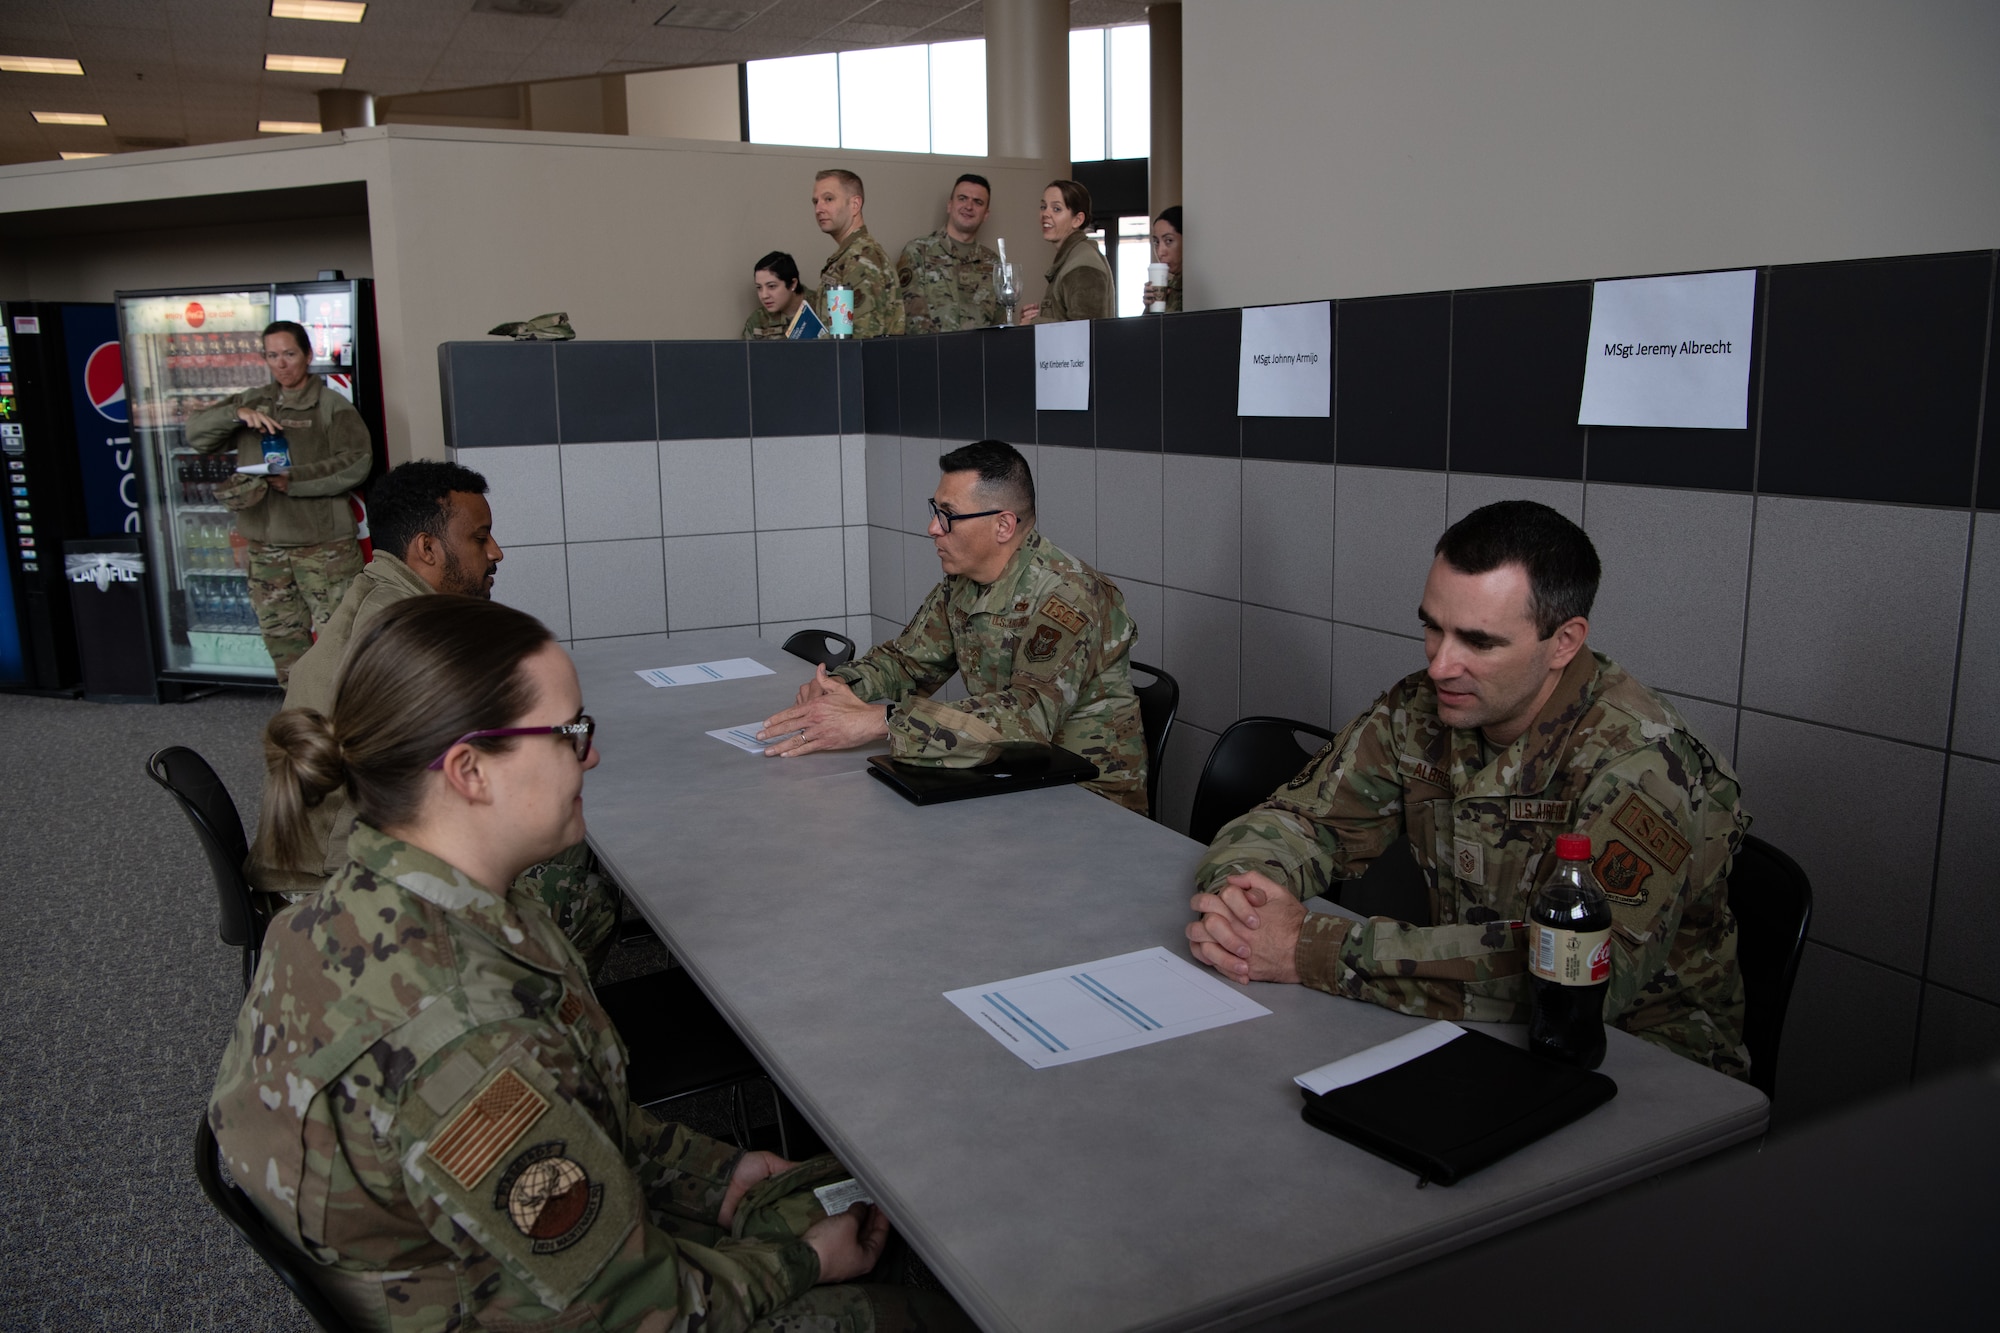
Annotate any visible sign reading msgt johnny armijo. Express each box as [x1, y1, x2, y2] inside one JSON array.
[[1578, 270, 1756, 430]]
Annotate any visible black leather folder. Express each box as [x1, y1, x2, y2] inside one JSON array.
[[1299, 1027, 1617, 1185], [866, 743, 1098, 806]]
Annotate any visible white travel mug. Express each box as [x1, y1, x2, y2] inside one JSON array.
[[1147, 263, 1170, 313]]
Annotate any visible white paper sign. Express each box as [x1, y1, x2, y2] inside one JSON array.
[[1577, 270, 1756, 429], [635, 657, 774, 687], [1034, 321, 1090, 411], [1237, 302, 1331, 417]]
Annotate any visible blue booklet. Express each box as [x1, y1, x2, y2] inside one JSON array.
[[787, 302, 825, 340]]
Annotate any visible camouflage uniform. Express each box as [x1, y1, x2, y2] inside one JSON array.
[[896, 230, 1000, 335], [833, 529, 1147, 814], [1196, 651, 1751, 1076], [247, 556, 619, 973], [742, 288, 820, 341], [185, 373, 373, 680], [210, 824, 889, 1333], [1032, 231, 1115, 325], [816, 228, 905, 339], [1163, 269, 1183, 314]]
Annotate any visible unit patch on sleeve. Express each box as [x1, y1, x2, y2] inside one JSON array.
[[1024, 623, 1063, 662], [495, 1140, 603, 1255], [1610, 793, 1691, 873], [1037, 595, 1088, 635], [425, 1067, 548, 1190], [1593, 840, 1653, 902]]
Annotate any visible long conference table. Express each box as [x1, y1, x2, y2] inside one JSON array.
[[576, 628, 1769, 1332]]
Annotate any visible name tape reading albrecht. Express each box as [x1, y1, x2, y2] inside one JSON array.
[[1238, 302, 1331, 418], [1578, 270, 1756, 430], [1035, 320, 1091, 411]]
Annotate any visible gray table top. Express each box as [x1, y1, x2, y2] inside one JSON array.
[[573, 629, 1769, 1333]]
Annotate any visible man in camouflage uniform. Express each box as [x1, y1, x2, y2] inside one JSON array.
[[210, 821, 960, 1331], [757, 441, 1146, 813], [248, 460, 619, 973], [812, 169, 904, 339], [184, 319, 372, 681], [1187, 501, 1750, 1076], [897, 175, 1001, 334]]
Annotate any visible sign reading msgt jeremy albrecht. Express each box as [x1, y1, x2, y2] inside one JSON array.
[[1238, 302, 1331, 417], [1578, 270, 1756, 429]]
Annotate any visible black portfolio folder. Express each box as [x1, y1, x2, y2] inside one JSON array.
[[1299, 1027, 1617, 1185], [866, 743, 1098, 806]]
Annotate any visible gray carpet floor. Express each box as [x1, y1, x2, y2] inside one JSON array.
[[0, 686, 727, 1332]]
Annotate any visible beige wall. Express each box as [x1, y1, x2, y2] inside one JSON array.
[[626, 65, 741, 142], [1184, 0, 2000, 308], [0, 127, 1056, 464]]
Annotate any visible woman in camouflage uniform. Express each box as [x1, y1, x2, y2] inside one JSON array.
[[741, 251, 817, 340], [209, 596, 948, 1332]]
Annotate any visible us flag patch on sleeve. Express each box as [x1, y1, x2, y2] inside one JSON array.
[[426, 1068, 549, 1190]]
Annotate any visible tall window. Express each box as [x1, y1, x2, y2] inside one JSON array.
[[1069, 24, 1148, 162]]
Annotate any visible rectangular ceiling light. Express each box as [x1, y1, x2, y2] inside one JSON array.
[[1, 56, 86, 75], [32, 110, 107, 126], [265, 54, 348, 74], [271, 1, 368, 21], [655, 5, 756, 30], [60, 151, 106, 160], [258, 119, 324, 133]]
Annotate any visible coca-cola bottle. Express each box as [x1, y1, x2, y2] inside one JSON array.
[[1526, 832, 1612, 1069]]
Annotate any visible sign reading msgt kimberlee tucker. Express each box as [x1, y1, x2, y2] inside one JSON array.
[[1238, 302, 1331, 417], [1034, 320, 1090, 411], [1578, 270, 1756, 430]]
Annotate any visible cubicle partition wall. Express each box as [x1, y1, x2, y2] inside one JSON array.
[[442, 247, 2000, 1126]]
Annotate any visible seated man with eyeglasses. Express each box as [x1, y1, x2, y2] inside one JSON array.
[[757, 439, 1149, 813]]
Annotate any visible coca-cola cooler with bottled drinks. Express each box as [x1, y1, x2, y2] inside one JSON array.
[[115, 278, 385, 694]]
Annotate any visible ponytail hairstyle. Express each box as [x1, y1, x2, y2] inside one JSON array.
[[258, 596, 554, 871]]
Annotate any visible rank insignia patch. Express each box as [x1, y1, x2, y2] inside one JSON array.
[[1037, 596, 1088, 635], [1594, 840, 1653, 902], [1024, 623, 1063, 662], [426, 1068, 548, 1190], [1611, 794, 1690, 873], [495, 1140, 603, 1255]]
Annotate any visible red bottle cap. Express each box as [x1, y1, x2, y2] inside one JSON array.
[[1555, 833, 1592, 860]]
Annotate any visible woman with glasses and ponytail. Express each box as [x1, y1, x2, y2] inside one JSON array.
[[208, 596, 957, 1333]]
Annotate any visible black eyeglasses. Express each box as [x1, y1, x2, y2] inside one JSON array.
[[427, 715, 595, 770], [928, 498, 1006, 533]]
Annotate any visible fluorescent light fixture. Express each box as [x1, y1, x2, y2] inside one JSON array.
[[32, 110, 107, 126], [271, 1, 368, 21], [1, 56, 86, 76], [265, 53, 347, 74], [258, 119, 323, 133], [59, 151, 106, 160]]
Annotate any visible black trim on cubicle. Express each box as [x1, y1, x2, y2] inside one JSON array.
[[444, 342, 558, 449], [837, 341, 865, 434], [656, 341, 750, 440], [1337, 293, 1448, 471], [748, 339, 838, 436], [1980, 258, 2000, 513], [1096, 315, 1161, 452], [937, 332, 983, 440], [983, 327, 1035, 445], [556, 341, 656, 444], [898, 336, 940, 440], [1448, 282, 1592, 480], [861, 338, 899, 434], [1759, 251, 1990, 509]]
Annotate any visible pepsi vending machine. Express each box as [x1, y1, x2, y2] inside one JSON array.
[[0, 302, 143, 693], [116, 278, 384, 693]]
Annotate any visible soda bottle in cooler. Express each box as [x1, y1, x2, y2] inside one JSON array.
[[1526, 833, 1613, 1069]]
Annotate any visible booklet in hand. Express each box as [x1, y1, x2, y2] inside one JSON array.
[[787, 301, 826, 340], [1296, 1021, 1616, 1186]]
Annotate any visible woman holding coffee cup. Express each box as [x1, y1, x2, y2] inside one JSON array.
[[1143, 206, 1183, 314], [1021, 180, 1115, 324]]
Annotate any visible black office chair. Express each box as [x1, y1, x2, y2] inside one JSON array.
[[149, 745, 263, 992], [1187, 716, 1336, 849], [1726, 834, 1813, 1103], [195, 1115, 357, 1333], [1129, 661, 1179, 820], [781, 628, 857, 669]]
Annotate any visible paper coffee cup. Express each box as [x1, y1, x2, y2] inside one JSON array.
[[1147, 263, 1170, 313]]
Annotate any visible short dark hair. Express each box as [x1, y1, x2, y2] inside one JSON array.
[[939, 439, 1035, 524], [953, 173, 991, 197], [1434, 500, 1600, 639], [262, 320, 312, 359], [367, 460, 490, 562], [815, 167, 864, 201], [1046, 179, 1092, 227], [1153, 204, 1182, 234], [754, 250, 800, 290]]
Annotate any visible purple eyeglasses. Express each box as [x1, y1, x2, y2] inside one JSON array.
[[426, 715, 595, 770]]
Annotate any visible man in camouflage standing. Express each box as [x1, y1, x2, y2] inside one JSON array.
[[756, 440, 1148, 813], [897, 174, 1001, 334], [184, 319, 371, 682], [1186, 501, 1751, 1076], [812, 168, 904, 338]]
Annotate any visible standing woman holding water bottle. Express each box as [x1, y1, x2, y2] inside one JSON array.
[[1021, 180, 1115, 325], [184, 318, 372, 682]]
